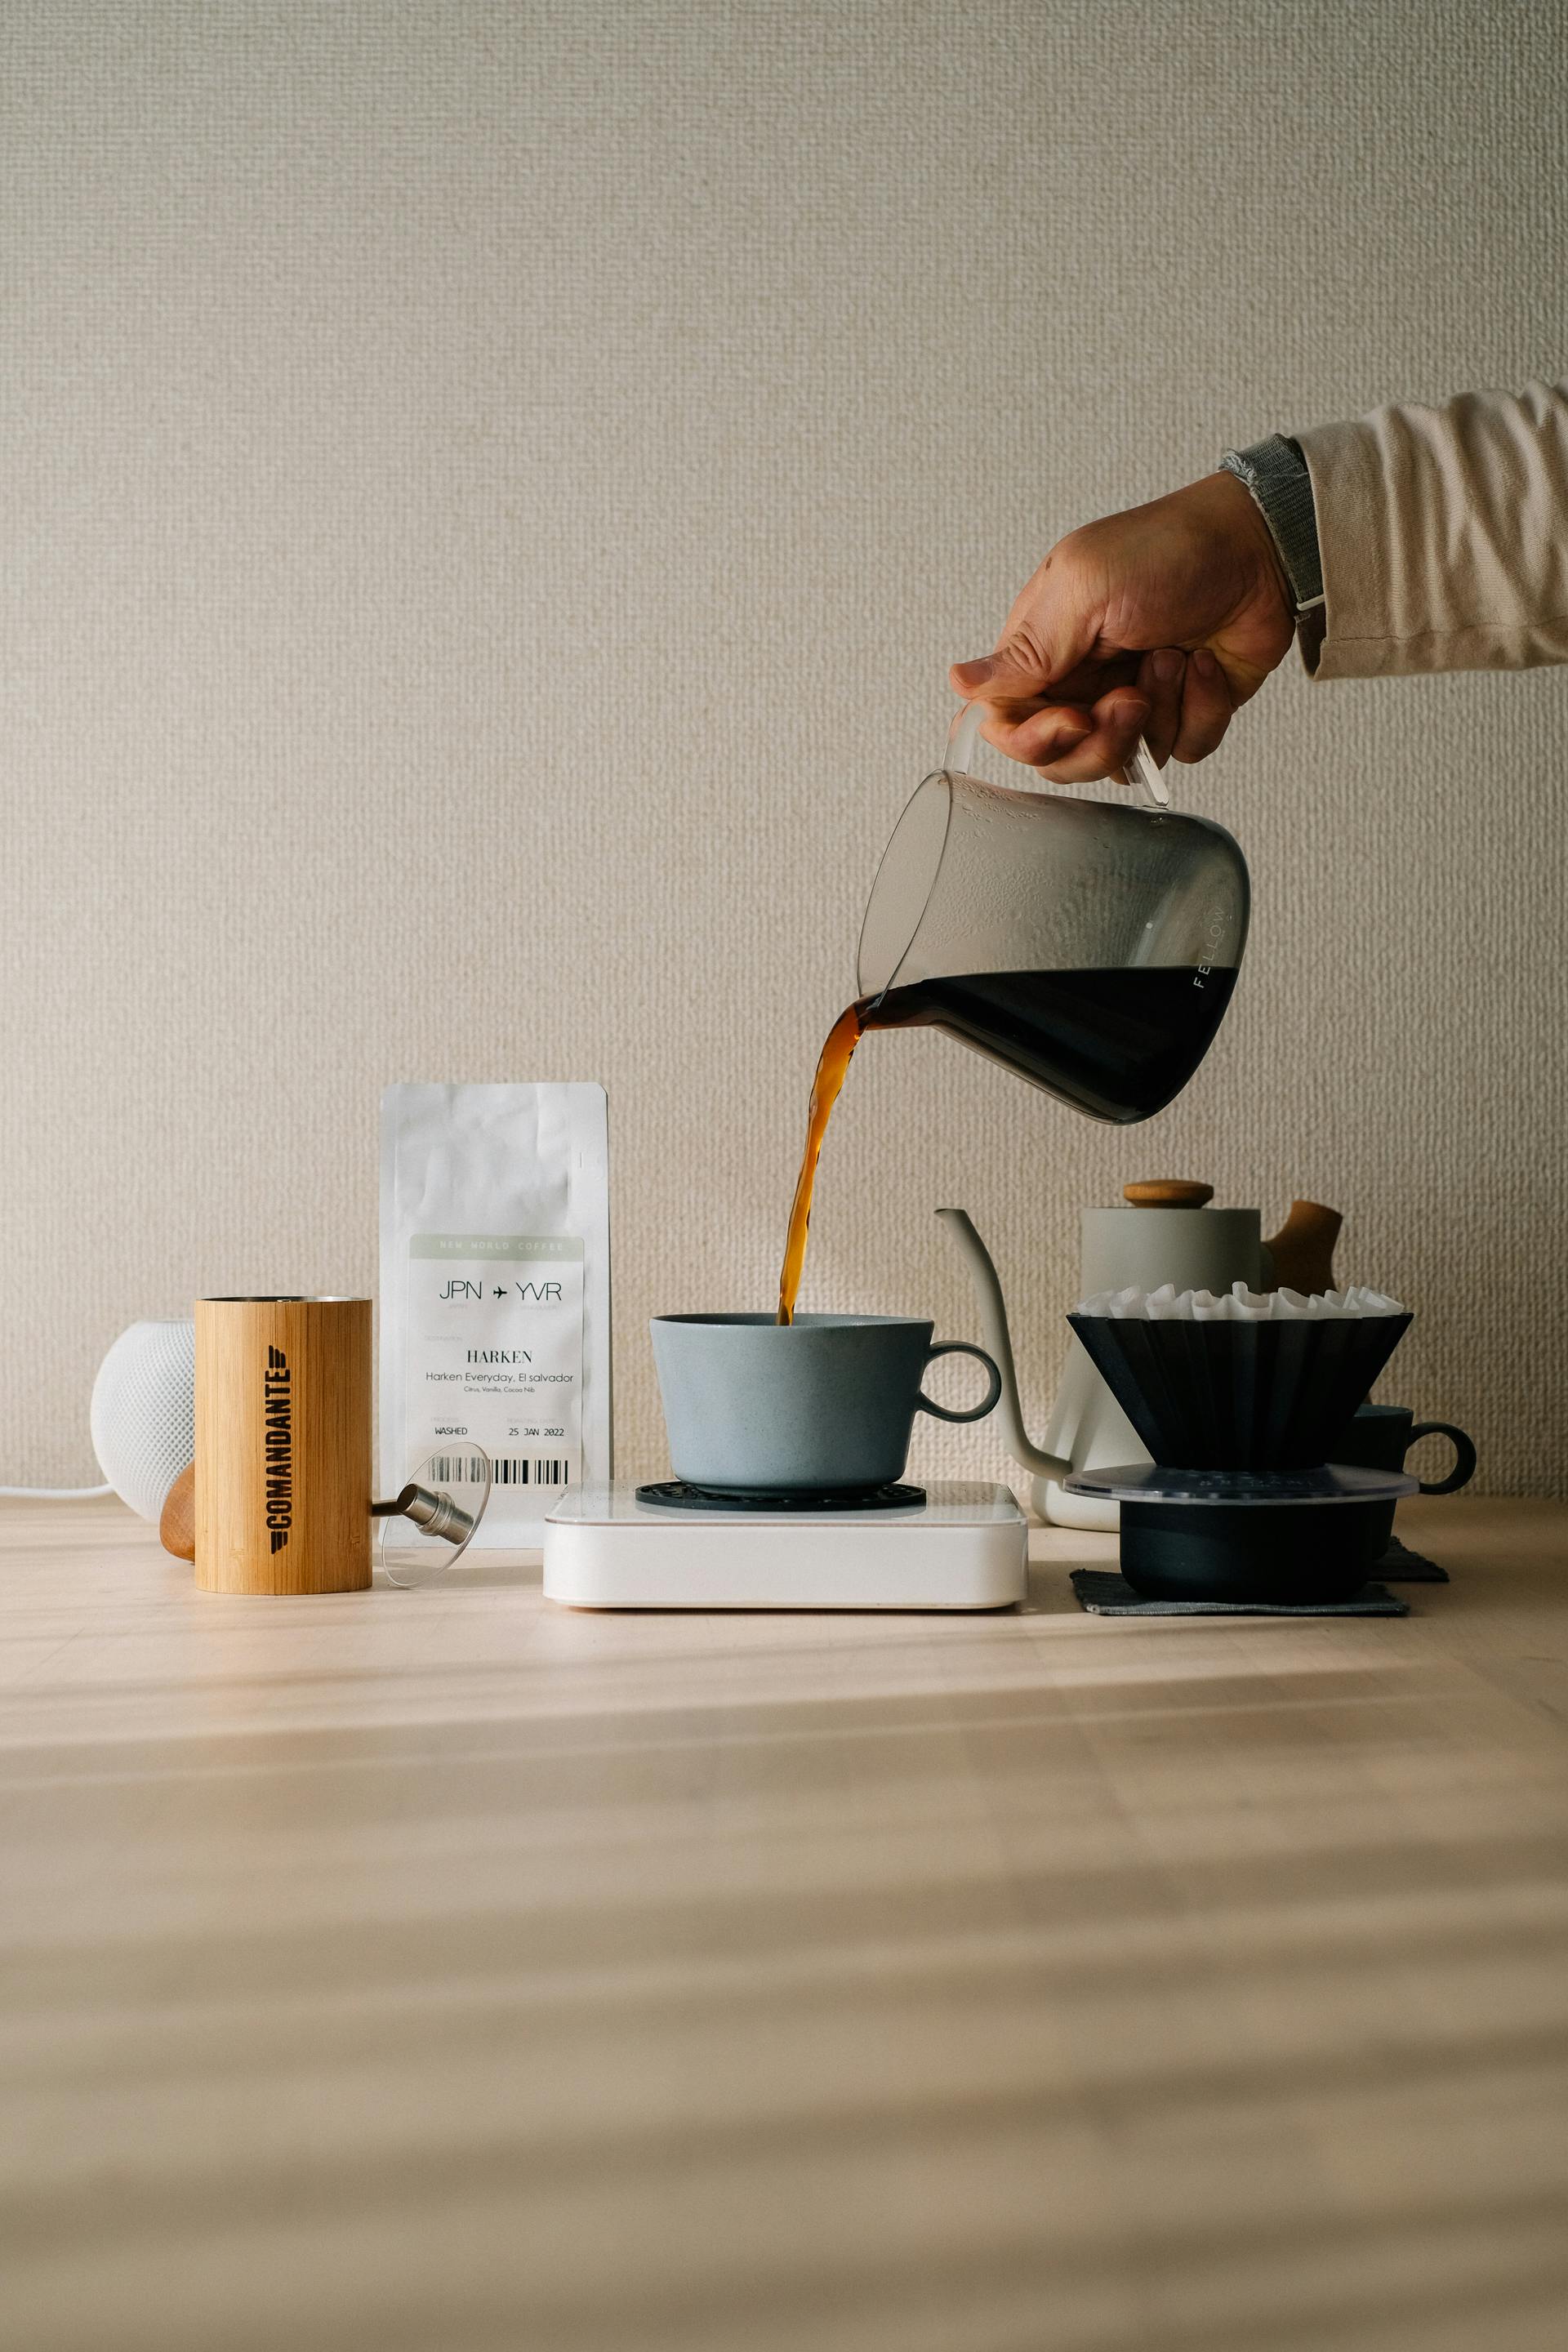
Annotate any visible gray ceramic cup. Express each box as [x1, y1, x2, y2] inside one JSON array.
[[650, 1313, 1003, 1496]]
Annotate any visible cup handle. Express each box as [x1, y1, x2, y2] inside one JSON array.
[[1405, 1421, 1477, 1495], [917, 1340, 1004, 1424]]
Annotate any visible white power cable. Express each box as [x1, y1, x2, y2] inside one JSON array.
[[0, 1483, 114, 1499]]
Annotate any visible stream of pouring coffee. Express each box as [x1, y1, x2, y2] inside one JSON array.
[[776, 1000, 868, 1324]]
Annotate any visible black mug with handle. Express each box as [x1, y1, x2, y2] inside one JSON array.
[[1334, 1404, 1477, 1492], [1333, 1404, 1477, 1562]]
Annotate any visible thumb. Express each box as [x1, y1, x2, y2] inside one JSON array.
[[951, 535, 1110, 702], [949, 599, 1101, 706], [949, 631, 1056, 702]]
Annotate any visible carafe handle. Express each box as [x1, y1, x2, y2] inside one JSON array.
[[944, 703, 1170, 811]]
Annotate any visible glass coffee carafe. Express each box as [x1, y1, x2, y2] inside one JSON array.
[[854, 707, 1250, 1123]]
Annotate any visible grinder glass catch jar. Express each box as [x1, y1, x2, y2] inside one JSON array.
[[856, 707, 1250, 1122], [373, 1446, 494, 1588]]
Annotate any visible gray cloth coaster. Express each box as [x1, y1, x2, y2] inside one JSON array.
[[1374, 1535, 1448, 1583], [1071, 1569, 1410, 1619]]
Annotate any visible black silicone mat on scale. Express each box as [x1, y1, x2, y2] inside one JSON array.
[[633, 1480, 925, 1513], [1070, 1570, 1410, 1619], [1374, 1536, 1448, 1582]]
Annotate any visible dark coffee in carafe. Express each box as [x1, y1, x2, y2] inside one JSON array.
[[776, 964, 1238, 1322], [870, 965, 1239, 1123]]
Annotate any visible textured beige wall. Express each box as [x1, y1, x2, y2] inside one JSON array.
[[3, 0, 1565, 1496]]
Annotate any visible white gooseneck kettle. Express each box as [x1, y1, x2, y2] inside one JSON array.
[[941, 1186, 1342, 1529]]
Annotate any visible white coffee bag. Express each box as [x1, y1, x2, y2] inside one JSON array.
[[380, 1084, 610, 1544]]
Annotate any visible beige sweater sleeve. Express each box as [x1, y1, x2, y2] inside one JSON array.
[[1295, 379, 1568, 679]]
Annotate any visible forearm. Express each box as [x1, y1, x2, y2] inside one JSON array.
[[1271, 381, 1568, 679]]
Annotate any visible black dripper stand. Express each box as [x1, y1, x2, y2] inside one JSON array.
[[1061, 1306, 1419, 1609]]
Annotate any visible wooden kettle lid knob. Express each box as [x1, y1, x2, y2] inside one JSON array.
[[1122, 1180, 1214, 1209]]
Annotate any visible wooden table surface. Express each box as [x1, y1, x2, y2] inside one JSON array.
[[2, 1495, 1566, 2352]]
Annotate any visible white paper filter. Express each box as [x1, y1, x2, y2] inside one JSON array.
[[1077, 1279, 1406, 1323]]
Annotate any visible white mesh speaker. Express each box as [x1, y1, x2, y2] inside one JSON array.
[[90, 1319, 196, 1522]]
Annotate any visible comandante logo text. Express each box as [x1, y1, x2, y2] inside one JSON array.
[[264, 1344, 292, 1552]]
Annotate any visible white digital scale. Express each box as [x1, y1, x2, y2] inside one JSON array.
[[543, 1481, 1028, 1610]]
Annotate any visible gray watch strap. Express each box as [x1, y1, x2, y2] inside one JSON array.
[[1220, 434, 1324, 613]]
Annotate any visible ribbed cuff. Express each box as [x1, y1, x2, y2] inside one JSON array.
[[1220, 434, 1324, 613]]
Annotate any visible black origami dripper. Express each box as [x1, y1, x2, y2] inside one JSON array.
[[1066, 1311, 1413, 1472]]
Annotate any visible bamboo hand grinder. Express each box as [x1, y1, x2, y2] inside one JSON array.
[[191, 1297, 371, 1595], [166, 1296, 481, 1591]]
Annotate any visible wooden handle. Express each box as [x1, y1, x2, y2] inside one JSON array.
[[1263, 1200, 1343, 1296], [1122, 1180, 1214, 1209], [159, 1462, 196, 1562], [195, 1297, 371, 1596]]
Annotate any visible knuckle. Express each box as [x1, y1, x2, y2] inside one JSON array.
[[1052, 521, 1098, 568], [997, 621, 1050, 680]]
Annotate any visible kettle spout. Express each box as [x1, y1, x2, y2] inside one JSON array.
[[937, 1209, 1071, 1482]]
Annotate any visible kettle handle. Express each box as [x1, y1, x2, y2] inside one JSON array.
[[945, 704, 1170, 811], [937, 1209, 1071, 1482], [1262, 1200, 1343, 1296]]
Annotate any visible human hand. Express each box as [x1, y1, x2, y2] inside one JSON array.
[[950, 471, 1295, 781]]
